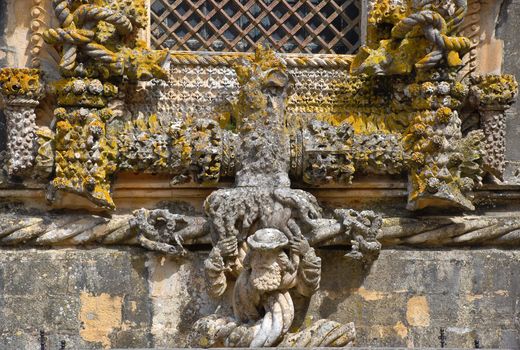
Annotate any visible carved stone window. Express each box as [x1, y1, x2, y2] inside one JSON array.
[[150, 0, 361, 54]]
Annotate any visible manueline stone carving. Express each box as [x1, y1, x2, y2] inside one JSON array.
[[0, 0, 517, 235], [1, 207, 519, 248], [346, 0, 501, 210], [130, 208, 207, 256], [41, 0, 168, 207], [1, 1, 520, 347], [192, 228, 356, 347], [43, 0, 168, 80], [9, 0, 510, 211], [469, 74, 518, 181], [354, 0, 470, 75], [0, 68, 44, 177], [0, 0, 516, 226], [183, 46, 379, 347]]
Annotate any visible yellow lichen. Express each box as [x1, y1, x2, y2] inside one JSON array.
[[52, 78, 118, 108], [52, 107, 118, 209], [471, 74, 518, 106], [0, 68, 42, 97]]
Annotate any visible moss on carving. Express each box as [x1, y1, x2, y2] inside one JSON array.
[[470, 74, 518, 106], [343, 1, 486, 210], [353, 0, 470, 76]]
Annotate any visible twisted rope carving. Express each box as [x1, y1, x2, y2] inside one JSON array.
[[43, 26, 95, 70], [61, 43, 77, 71], [447, 1, 468, 34], [168, 53, 352, 69], [391, 6, 471, 69], [84, 42, 118, 63], [0, 213, 133, 246], [45, 1, 131, 72], [52, 0, 73, 27], [2, 97, 41, 107], [44, 28, 94, 45], [378, 216, 520, 246], [392, 11, 447, 41], [1, 213, 519, 248], [73, 4, 133, 34]]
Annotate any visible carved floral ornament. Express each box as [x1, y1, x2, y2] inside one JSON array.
[[0, 0, 519, 348]]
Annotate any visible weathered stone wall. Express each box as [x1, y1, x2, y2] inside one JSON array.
[[497, 0, 520, 181], [0, 0, 32, 68], [0, 248, 518, 349]]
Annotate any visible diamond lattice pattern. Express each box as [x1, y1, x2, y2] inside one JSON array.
[[150, 0, 361, 54]]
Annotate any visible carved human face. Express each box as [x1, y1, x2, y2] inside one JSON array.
[[249, 250, 283, 293]]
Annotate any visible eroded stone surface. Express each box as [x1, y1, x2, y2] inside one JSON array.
[[0, 248, 518, 349]]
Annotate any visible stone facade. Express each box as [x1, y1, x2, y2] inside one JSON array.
[[0, 248, 518, 349], [0, 0, 519, 349]]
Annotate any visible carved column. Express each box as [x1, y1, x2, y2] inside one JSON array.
[[0, 68, 43, 177], [470, 74, 518, 181], [480, 107, 507, 178]]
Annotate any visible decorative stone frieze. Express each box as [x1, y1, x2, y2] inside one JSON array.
[[0, 0, 516, 212], [1, 208, 519, 248]]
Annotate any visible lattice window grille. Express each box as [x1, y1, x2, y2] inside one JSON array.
[[150, 0, 361, 54]]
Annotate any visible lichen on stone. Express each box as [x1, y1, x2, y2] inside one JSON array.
[[0, 68, 42, 98]]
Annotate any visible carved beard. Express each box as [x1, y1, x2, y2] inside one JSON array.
[[250, 262, 282, 292]]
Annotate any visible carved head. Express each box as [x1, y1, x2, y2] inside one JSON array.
[[245, 229, 293, 293]]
